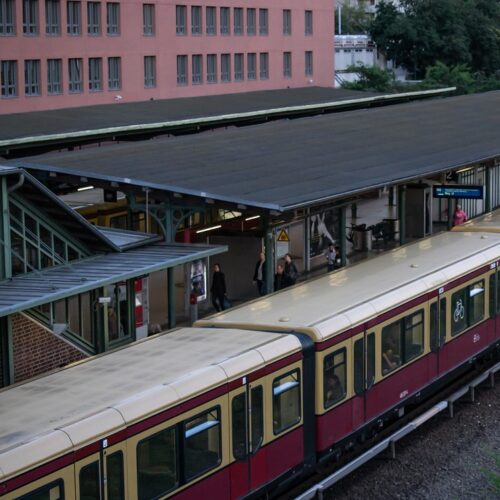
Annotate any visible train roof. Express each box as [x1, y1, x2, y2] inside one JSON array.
[[452, 209, 500, 233], [0, 327, 300, 480], [197, 231, 500, 340]]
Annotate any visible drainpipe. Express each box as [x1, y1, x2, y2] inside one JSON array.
[[7, 173, 25, 193]]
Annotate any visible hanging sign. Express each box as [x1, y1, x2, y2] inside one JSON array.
[[432, 185, 483, 199], [276, 228, 290, 258]]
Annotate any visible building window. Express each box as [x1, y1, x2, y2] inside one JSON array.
[[87, 1, 100, 35], [233, 7, 242, 35], [305, 50, 313, 76], [247, 52, 256, 80], [191, 5, 201, 34], [192, 54, 202, 84], [106, 2, 119, 35], [88, 57, 102, 91], [24, 59, 40, 95], [283, 51, 291, 78], [0, 0, 16, 35], [23, 0, 39, 34], [221, 53, 230, 82], [45, 0, 60, 34], [67, 0, 81, 34], [108, 56, 120, 89], [176, 55, 187, 85], [305, 9, 312, 35], [175, 5, 186, 35], [1, 60, 17, 97], [259, 52, 268, 79], [207, 53, 217, 83], [68, 57, 82, 92], [258, 8, 267, 35], [246, 7, 255, 36], [144, 55, 155, 87], [283, 9, 291, 35], [47, 58, 62, 94], [143, 3, 154, 35], [206, 5, 215, 35], [234, 53, 243, 81], [220, 6, 229, 35]]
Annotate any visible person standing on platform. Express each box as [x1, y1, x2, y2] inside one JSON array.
[[283, 253, 299, 287], [325, 243, 336, 272], [274, 263, 285, 291], [253, 252, 267, 296], [211, 263, 227, 311], [453, 204, 468, 226]]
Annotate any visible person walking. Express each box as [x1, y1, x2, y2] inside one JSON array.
[[274, 263, 286, 291], [253, 252, 267, 296], [211, 263, 227, 311], [453, 204, 468, 226], [325, 243, 336, 272], [283, 253, 299, 287]]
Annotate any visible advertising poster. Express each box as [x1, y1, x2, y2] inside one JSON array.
[[309, 209, 339, 258], [190, 259, 207, 302]]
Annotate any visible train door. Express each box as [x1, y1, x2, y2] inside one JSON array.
[[429, 291, 447, 376], [351, 331, 375, 430], [75, 440, 127, 499], [229, 381, 265, 498]]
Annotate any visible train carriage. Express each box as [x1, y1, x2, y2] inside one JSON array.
[[197, 229, 500, 460]]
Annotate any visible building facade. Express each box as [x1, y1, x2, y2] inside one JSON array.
[[0, 0, 334, 114]]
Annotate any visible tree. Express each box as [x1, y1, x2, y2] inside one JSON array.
[[369, 0, 500, 79], [341, 64, 396, 91], [335, 1, 372, 34]]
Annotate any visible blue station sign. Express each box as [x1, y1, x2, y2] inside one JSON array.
[[432, 185, 484, 200]]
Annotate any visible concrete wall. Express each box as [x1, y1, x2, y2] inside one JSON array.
[[10, 313, 87, 384], [1, 0, 334, 114]]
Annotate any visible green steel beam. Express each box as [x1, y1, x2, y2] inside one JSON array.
[[0, 316, 13, 386], [485, 165, 492, 213], [0, 178, 11, 280], [263, 216, 274, 294]]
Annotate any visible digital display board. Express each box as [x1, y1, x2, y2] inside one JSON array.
[[432, 185, 484, 199]]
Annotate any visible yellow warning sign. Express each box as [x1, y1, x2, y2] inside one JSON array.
[[277, 229, 290, 242]]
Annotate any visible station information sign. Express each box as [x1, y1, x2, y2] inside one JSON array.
[[432, 185, 484, 199]]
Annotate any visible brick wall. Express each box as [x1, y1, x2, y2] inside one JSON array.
[[11, 313, 88, 384]]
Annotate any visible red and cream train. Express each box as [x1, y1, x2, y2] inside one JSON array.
[[1, 215, 499, 499]]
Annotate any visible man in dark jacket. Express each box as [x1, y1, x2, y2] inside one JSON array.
[[253, 252, 266, 296], [211, 263, 227, 311]]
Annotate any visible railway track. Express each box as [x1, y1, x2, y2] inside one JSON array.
[[283, 360, 500, 500]]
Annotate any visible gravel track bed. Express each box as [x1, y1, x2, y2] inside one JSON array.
[[324, 376, 500, 500]]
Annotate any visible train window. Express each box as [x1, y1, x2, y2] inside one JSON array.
[[323, 348, 346, 409], [451, 280, 485, 336], [273, 370, 301, 434], [353, 339, 364, 396], [366, 333, 375, 389], [381, 321, 402, 375], [232, 393, 247, 459], [16, 480, 64, 500], [490, 271, 500, 315], [184, 407, 221, 481], [430, 302, 439, 350], [497, 271, 500, 314], [107, 451, 125, 500], [251, 386, 264, 451], [440, 298, 447, 344], [404, 311, 424, 362], [79, 461, 100, 499], [137, 426, 178, 499]]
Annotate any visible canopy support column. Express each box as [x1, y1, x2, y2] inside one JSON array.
[[0, 316, 13, 387], [340, 205, 347, 267], [263, 216, 274, 294], [0, 178, 11, 280], [398, 185, 406, 245]]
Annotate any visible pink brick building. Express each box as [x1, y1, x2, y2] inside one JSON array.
[[0, 0, 334, 114]]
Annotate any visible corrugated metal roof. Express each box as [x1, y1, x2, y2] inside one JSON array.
[[94, 226, 161, 250], [13, 91, 500, 211], [0, 242, 226, 317]]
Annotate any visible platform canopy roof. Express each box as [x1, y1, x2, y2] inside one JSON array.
[[0, 242, 226, 317], [11, 91, 500, 212]]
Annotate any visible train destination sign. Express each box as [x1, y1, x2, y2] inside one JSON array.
[[432, 185, 484, 199]]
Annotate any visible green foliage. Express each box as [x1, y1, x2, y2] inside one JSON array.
[[425, 62, 475, 93], [336, 1, 372, 35], [481, 452, 500, 494], [369, 0, 500, 79], [341, 64, 396, 91]]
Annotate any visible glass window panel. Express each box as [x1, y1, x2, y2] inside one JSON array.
[[234, 53, 243, 81], [137, 427, 177, 499], [47, 58, 62, 94], [144, 56, 156, 87], [184, 408, 221, 480], [106, 2, 119, 34], [108, 56, 121, 90], [26, 241, 39, 271], [68, 295, 81, 335], [191, 5, 201, 34], [233, 7, 242, 35], [246, 8, 255, 35], [305, 10, 312, 35], [283, 9, 291, 35], [192, 54, 202, 84], [273, 370, 300, 433], [17, 480, 64, 500], [367, 332, 375, 388], [67, 0, 81, 34], [220, 6, 229, 35], [23, 0, 39, 34], [251, 386, 263, 450], [24, 59, 41, 96], [207, 54, 217, 83], [1, 60, 18, 96], [54, 236, 65, 260], [231, 393, 246, 459], [451, 287, 468, 336], [205, 6, 215, 34], [87, 1, 100, 34], [10, 229, 24, 275], [45, 0, 60, 34], [469, 280, 484, 324], [440, 297, 447, 343], [430, 301, 438, 350], [324, 348, 346, 408], [175, 5, 186, 35], [258, 8, 267, 35], [107, 451, 124, 500], [247, 53, 256, 80], [381, 321, 401, 375], [0, 0, 16, 35], [143, 3, 154, 35], [54, 299, 66, 324], [353, 338, 364, 395], [404, 310, 424, 362], [68, 57, 83, 92], [80, 292, 93, 344], [79, 461, 99, 499]]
